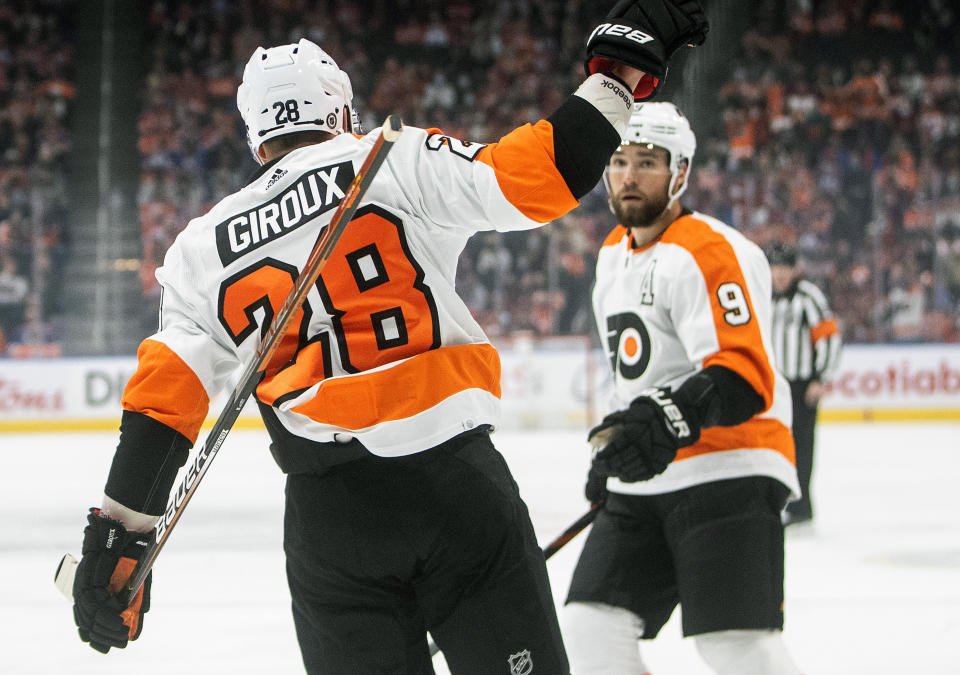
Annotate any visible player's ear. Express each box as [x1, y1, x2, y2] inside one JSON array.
[[257, 145, 268, 163], [672, 159, 690, 196]]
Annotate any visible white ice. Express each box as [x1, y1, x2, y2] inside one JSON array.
[[2, 422, 959, 674]]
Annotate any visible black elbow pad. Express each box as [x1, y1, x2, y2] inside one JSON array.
[[674, 366, 764, 429], [547, 96, 621, 199]]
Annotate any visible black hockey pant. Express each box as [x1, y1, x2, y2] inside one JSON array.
[[283, 428, 570, 674], [786, 380, 818, 519]]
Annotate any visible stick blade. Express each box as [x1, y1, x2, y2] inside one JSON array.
[[55, 553, 78, 602]]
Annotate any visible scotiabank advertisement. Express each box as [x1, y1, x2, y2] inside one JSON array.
[[821, 344, 960, 413], [1, 345, 958, 430]]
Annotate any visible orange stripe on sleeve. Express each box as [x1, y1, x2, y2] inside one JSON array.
[[121, 339, 210, 443], [475, 121, 578, 223], [677, 417, 795, 465], [291, 343, 500, 429], [664, 216, 776, 410], [810, 318, 838, 343]]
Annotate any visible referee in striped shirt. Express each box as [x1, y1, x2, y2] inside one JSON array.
[[767, 243, 842, 526]]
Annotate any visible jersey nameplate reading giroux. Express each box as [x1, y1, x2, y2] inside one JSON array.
[[215, 160, 356, 265]]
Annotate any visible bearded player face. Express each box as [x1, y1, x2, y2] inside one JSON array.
[[607, 144, 674, 229]]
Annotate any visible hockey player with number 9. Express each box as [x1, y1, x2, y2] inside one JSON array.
[[65, 1, 707, 672], [561, 102, 804, 674]]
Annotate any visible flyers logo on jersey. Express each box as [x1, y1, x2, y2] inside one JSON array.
[[215, 161, 356, 265], [607, 312, 651, 379]]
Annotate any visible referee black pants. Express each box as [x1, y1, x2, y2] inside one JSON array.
[[282, 428, 569, 674], [786, 380, 818, 519]]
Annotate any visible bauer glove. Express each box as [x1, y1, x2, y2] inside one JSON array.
[[586, 0, 709, 100], [584, 464, 609, 506], [72, 508, 152, 653], [589, 387, 701, 482]]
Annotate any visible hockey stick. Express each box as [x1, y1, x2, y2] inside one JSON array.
[[55, 116, 405, 606], [541, 501, 603, 561], [428, 502, 602, 658]]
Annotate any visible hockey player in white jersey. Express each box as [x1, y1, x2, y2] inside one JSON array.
[[562, 102, 804, 674], [66, 2, 708, 672]]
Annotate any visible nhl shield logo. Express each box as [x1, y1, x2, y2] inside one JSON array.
[[508, 649, 532, 675]]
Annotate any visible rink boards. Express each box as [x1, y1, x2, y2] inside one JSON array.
[[1, 343, 959, 432]]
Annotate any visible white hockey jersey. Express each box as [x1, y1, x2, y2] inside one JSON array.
[[120, 77, 630, 458], [594, 212, 800, 497]]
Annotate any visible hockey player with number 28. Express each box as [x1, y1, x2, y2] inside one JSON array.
[[562, 102, 804, 674], [65, 1, 708, 673]]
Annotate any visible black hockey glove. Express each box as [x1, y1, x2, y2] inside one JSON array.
[[589, 387, 701, 483], [72, 508, 152, 653], [584, 464, 609, 505], [586, 0, 709, 100]]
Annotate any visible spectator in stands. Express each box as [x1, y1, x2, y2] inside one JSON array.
[[129, 0, 960, 346], [0, 253, 28, 344], [885, 262, 927, 342], [0, 1, 73, 348], [937, 222, 960, 310]]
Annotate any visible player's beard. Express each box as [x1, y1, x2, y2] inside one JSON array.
[[610, 190, 670, 230]]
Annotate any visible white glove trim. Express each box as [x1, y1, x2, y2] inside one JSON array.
[[573, 72, 633, 138], [101, 495, 159, 534]]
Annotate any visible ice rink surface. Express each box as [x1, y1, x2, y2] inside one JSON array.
[[3, 421, 959, 674]]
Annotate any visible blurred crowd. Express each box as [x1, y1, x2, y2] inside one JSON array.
[[0, 0, 73, 353], [695, 0, 960, 343], [2, 0, 959, 351], [133, 0, 614, 339]]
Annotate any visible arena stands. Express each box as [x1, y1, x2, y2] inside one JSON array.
[[2, 0, 958, 353], [0, 0, 74, 354], [701, 0, 960, 342]]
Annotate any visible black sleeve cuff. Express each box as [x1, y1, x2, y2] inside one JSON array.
[[675, 365, 765, 429], [104, 410, 193, 516], [546, 95, 622, 200]]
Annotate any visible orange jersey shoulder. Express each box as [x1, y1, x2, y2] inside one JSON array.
[[663, 213, 776, 410]]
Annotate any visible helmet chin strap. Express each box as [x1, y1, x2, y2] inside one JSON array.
[[602, 167, 616, 215], [666, 173, 685, 208], [666, 159, 691, 208]]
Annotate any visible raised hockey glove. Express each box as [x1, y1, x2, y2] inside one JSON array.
[[586, 0, 709, 100], [72, 508, 152, 653], [589, 387, 701, 482]]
